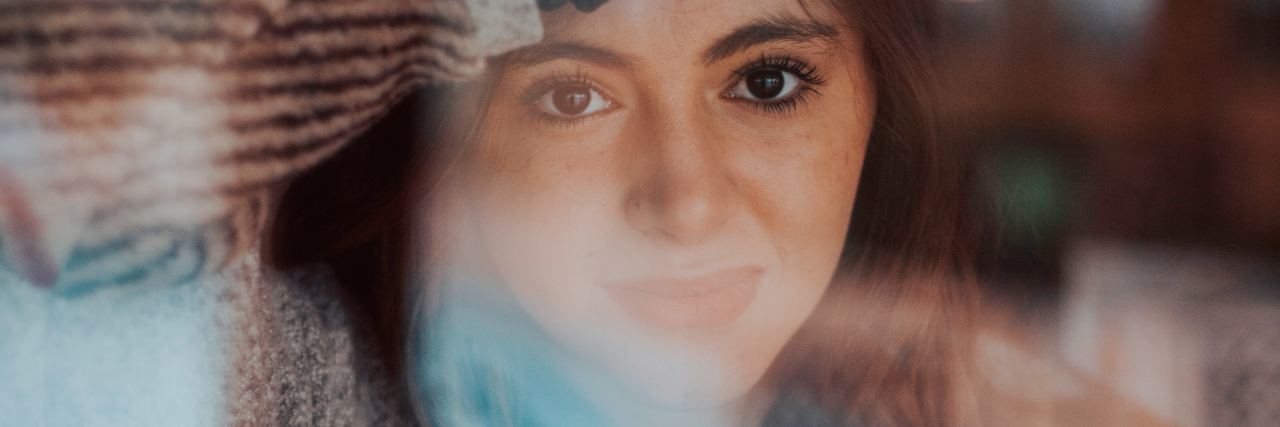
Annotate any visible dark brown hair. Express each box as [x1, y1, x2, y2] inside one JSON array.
[[270, 1, 978, 425], [768, 2, 979, 425]]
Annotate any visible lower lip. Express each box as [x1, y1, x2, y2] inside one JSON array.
[[606, 266, 762, 330]]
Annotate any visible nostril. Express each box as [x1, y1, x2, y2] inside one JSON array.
[[0, 169, 58, 287], [625, 174, 737, 246]]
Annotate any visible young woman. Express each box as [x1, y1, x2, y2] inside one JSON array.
[[274, 0, 979, 425]]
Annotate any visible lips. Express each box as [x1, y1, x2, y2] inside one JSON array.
[[605, 265, 763, 330]]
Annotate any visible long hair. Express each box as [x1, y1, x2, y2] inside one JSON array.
[[768, 2, 979, 425], [269, 1, 979, 425]]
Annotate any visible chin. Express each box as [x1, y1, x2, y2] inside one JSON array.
[[635, 373, 759, 410], [600, 335, 773, 411]]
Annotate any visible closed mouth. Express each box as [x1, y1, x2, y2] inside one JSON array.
[[604, 265, 763, 330]]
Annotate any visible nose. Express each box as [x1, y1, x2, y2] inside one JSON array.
[[623, 107, 738, 245]]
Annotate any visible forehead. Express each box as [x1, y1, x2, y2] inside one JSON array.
[[539, 0, 843, 59]]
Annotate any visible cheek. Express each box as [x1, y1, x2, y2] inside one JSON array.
[[777, 95, 871, 278], [737, 113, 869, 349], [736, 69, 872, 272], [742, 119, 865, 276], [457, 134, 625, 339], [696, 112, 867, 391]]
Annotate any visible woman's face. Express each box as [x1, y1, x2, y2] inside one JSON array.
[[442, 0, 875, 415]]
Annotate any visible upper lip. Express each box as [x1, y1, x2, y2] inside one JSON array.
[[604, 265, 764, 298]]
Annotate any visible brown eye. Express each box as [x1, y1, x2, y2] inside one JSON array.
[[745, 70, 785, 99], [728, 69, 801, 102], [536, 83, 613, 118], [553, 85, 591, 115]]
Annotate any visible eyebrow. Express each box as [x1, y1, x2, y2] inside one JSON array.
[[701, 15, 839, 64], [507, 41, 634, 69], [505, 14, 839, 69]]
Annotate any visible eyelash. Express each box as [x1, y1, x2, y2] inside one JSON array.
[[518, 72, 610, 129], [727, 55, 826, 116], [516, 55, 827, 129]]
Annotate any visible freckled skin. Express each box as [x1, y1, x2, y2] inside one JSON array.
[[437, 0, 876, 423]]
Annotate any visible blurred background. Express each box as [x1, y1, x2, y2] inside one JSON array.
[[928, 0, 1279, 425]]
